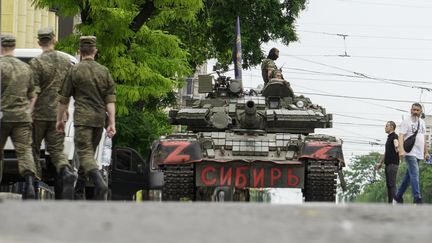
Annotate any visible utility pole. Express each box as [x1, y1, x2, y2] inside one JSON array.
[[337, 33, 349, 57]]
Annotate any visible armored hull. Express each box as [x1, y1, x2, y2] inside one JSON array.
[[149, 75, 345, 202]]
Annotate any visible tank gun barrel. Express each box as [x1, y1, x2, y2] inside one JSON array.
[[245, 100, 256, 115], [241, 100, 262, 129]]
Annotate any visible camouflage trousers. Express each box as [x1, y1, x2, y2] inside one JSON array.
[[0, 122, 36, 179], [74, 126, 103, 174], [33, 120, 70, 178]]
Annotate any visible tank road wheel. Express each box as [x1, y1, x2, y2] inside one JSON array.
[[162, 164, 195, 201], [304, 159, 338, 202]]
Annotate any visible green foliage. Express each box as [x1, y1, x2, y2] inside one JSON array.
[[31, 0, 308, 154], [341, 152, 383, 202], [420, 163, 432, 203], [164, 0, 307, 69], [113, 109, 172, 156], [342, 152, 432, 204], [355, 180, 387, 203], [358, 161, 432, 204], [32, 0, 201, 153]]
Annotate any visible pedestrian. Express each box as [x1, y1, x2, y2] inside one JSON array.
[[56, 36, 116, 200], [375, 121, 399, 203], [261, 48, 279, 85], [0, 34, 38, 199], [394, 103, 429, 204], [29, 27, 77, 200]]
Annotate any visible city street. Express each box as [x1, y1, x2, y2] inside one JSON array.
[[0, 199, 431, 243]]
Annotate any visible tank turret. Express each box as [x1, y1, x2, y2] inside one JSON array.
[[169, 71, 332, 134]]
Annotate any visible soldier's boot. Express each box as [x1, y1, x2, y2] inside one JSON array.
[[74, 176, 86, 200], [88, 169, 108, 200], [61, 166, 77, 200], [23, 174, 36, 200]]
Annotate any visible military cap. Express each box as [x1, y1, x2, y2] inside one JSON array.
[[80, 36, 97, 47], [37, 27, 55, 41], [1, 34, 16, 47]]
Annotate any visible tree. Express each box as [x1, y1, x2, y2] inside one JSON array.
[[340, 152, 384, 202], [419, 163, 432, 203], [32, 0, 203, 152], [164, 0, 308, 69], [31, 0, 309, 154]]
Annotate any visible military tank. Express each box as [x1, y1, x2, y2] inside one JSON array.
[[149, 71, 345, 202]]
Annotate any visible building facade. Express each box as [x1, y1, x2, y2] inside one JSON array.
[[1, 0, 59, 48], [424, 115, 432, 151]]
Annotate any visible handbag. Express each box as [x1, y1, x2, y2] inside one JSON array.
[[403, 120, 420, 153]]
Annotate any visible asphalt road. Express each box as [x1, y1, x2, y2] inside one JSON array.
[[0, 200, 431, 243]]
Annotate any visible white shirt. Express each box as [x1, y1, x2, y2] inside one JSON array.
[[400, 116, 426, 159]]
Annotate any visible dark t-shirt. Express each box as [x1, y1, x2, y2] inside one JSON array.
[[384, 132, 399, 165]]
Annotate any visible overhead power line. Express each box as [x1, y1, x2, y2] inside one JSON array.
[[333, 113, 388, 122], [298, 30, 432, 42], [334, 122, 383, 128], [297, 91, 432, 104], [286, 76, 379, 84], [288, 56, 432, 91], [343, 140, 385, 146], [246, 72, 382, 84], [339, 135, 382, 141], [285, 67, 432, 85], [297, 23, 432, 30], [286, 72, 432, 87], [334, 111, 403, 116], [252, 65, 432, 86], [293, 83, 406, 112], [332, 127, 383, 142], [289, 45, 432, 50], [346, 55, 432, 62], [288, 54, 432, 62], [290, 55, 355, 73], [335, 0, 432, 9]]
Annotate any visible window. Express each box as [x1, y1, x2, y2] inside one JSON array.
[[114, 148, 144, 172]]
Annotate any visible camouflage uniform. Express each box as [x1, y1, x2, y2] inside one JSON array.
[[58, 36, 116, 174], [261, 58, 277, 85], [0, 36, 37, 180], [29, 27, 73, 178]]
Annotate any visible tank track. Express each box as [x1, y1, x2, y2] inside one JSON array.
[[304, 159, 338, 202], [162, 164, 195, 201]]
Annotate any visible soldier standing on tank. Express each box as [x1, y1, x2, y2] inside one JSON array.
[[29, 27, 77, 200], [0, 34, 38, 199], [261, 48, 279, 85], [56, 36, 116, 200], [375, 121, 399, 203]]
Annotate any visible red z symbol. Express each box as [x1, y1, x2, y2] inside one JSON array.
[[313, 146, 332, 159], [162, 141, 191, 164]]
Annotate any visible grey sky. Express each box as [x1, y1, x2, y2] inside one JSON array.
[[212, 0, 432, 163]]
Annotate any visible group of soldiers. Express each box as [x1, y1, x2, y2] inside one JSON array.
[[0, 27, 116, 200]]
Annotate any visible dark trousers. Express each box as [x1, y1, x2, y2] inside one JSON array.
[[385, 163, 399, 203]]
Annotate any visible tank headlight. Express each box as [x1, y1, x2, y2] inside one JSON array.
[[296, 100, 305, 108]]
